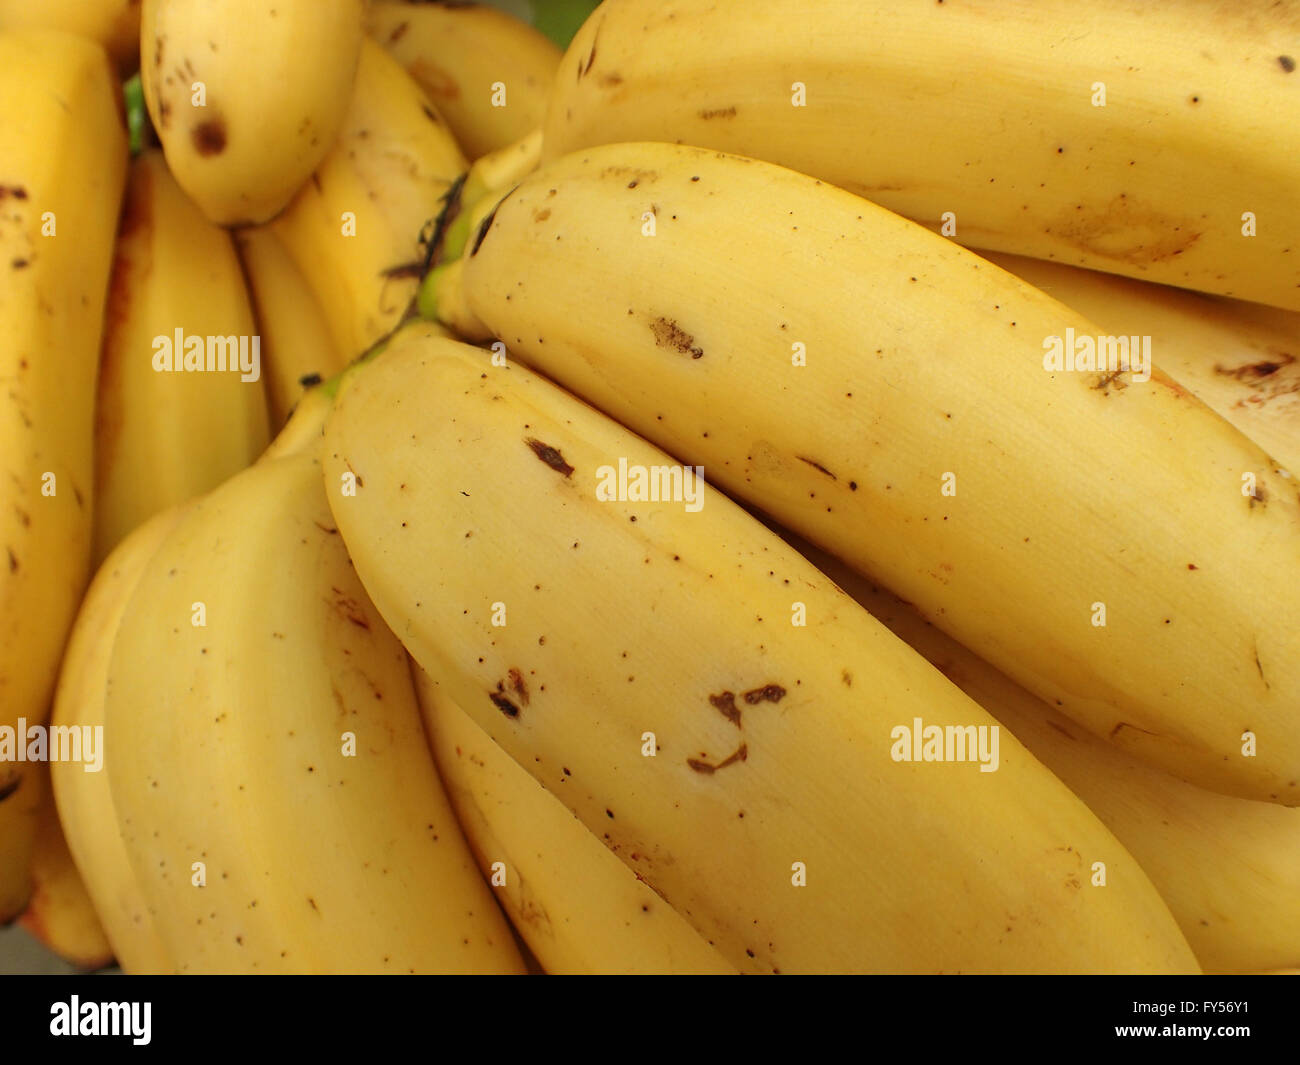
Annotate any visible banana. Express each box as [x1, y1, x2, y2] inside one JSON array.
[[17, 764, 114, 970], [792, 537, 1300, 976], [0, 0, 140, 76], [322, 325, 1199, 974], [412, 663, 736, 974], [234, 227, 346, 430], [50, 508, 183, 975], [455, 140, 1300, 806], [271, 38, 467, 360], [105, 390, 524, 974], [0, 762, 44, 924], [543, 0, 1300, 310], [0, 29, 127, 928], [368, 0, 559, 159], [94, 149, 270, 564], [983, 252, 1300, 474], [140, 0, 365, 225]]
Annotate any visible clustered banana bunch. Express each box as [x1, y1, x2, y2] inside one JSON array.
[[1, 0, 1297, 976]]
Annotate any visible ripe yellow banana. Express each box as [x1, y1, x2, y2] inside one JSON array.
[[94, 149, 270, 564], [983, 252, 1300, 474], [457, 141, 1300, 806], [140, 0, 365, 225], [105, 392, 524, 974], [234, 227, 346, 430], [794, 538, 1300, 976], [0, 0, 140, 76], [271, 38, 467, 359], [0, 29, 127, 926], [544, 0, 1300, 310], [17, 764, 114, 971], [323, 326, 1199, 974], [412, 664, 736, 974], [369, 0, 559, 159], [50, 507, 183, 975], [0, 762, 44, 924]]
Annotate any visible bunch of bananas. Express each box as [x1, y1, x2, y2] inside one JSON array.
[[2, 0, 1297, 976]]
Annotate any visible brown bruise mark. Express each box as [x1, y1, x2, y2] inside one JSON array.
[[0, 185, 29, 201], [388, 21, 410, 43], [533, 207, 551, 223], [524, 437, 574, 477], [408, 58, 461, 101], [698, 106, 737, 120], [1214, 350, 1296, 388], [1281, 56, 1297, 73], [743, 684, 786, 705], [0, 775, 19, 803], [687, 743, 748, 774], [380, 261, 424, 280], [1249, 482, 1267, 509], [1254, 643, 1269, 689], [490, 683, 521, 719], [650, 317, 703, 358], [1092, 369, 1127, 394], [191, 116, 227, 156], [6, 548, 17, 573], [421, 104, 444, 126], [508, 667, 530, 707], [1108, 721, 1161, 741], [709, 690, 741, 727], [331, 587, 370, 630], [1050, 195, 1200, 265], [599, 72, 623, 87], [796, 456, 836, 480]]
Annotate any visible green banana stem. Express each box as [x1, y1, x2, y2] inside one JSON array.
[[124, 74, 147, 156]]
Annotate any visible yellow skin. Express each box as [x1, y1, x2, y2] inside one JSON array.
[[323, 326, 1198, 974], [0, 0, 140, 76], [460, 141, 1300, 806], [19, 764, 114, 971], [140, 0, 366, 225], [50, 508, 184, 975], [93, 150, 270, 565], [797, 538, 1300, 976], [0, 29, 127, 925], [105, 396, 524, 974], [545, 0, 1300, 310], [369, 0, 559, 159], [271, 39, 467, 360], [234, 227, 346, 430], [414, 665, 736, 974], [985, 253, 1300, 475]]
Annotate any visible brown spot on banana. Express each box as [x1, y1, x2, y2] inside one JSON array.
[[524, 437, 573, 477]]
